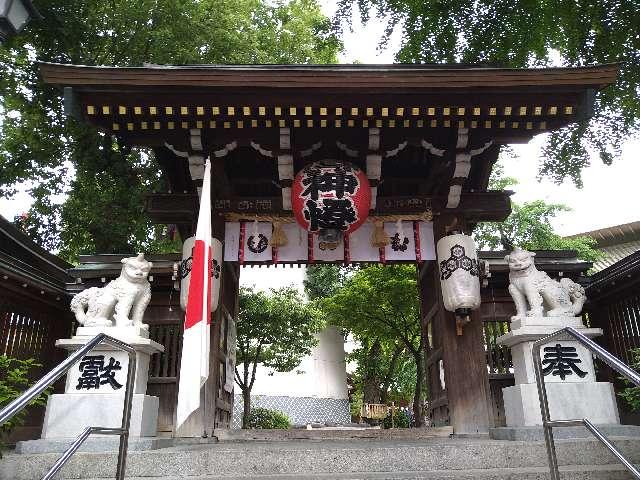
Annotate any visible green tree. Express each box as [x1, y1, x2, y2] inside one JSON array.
[[304, 265, 348, 301], [336, 0, 639, 186], [347, 337, 410, 406], [473, 165, 601, 261], [474, 201, 601, 262], [235, 286, 323, 428], [0, 0, 341, 260], [321, 265, 425, 426]]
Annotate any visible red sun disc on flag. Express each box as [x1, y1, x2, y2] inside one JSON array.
[[292, 160, 371, 234]]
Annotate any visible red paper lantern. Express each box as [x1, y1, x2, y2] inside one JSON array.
[[292, 160, 371, 235]]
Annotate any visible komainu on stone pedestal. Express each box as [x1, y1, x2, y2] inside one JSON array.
[[70, 253, 152, 328], [506, 248, 585, 320]]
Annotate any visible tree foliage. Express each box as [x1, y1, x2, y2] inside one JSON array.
[[382, 407, 410, 429], [474, 201, 601, 261], [303, 264, 350, 301], [321, 265, 425, 426], [618, 348, 640, 412], [0, 356, 50, 455], [336, 0, 639, 186], [235, 286, 322, 428], [474, 165, 601, 261], [0, 0, 341, 260]]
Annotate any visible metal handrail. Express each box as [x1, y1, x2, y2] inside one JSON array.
[[533, 326, 640, 480], [0, 333, 136, 480]]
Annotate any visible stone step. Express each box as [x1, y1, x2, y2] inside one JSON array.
[[213, 426, 454, 442], [50, 465, 637, 480], [3, 437, 640, 480]]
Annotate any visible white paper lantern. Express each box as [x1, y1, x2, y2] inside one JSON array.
[[436, 233, 481, 314], [179, 236, 222, 312]]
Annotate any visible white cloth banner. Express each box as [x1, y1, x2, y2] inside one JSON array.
[[349, 222, 377, 262], [277, 223, 307, 262], [419, 222, 436, 260], [223, 221, 435, 263], [243, 222, 273, 263], [384, 221, 416, 262]]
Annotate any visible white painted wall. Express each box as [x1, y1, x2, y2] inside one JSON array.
[[249, 326, 349, 400]]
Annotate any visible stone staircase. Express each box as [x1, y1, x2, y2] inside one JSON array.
[[3, 434, 640, 479]]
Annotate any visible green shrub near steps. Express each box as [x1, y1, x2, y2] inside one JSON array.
[[247, 407, 291, 429], [383, 408, 410, 429], [0, 356, 51, 456], [618, 348, 640, 412]]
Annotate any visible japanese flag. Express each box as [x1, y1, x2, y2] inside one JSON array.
[[176, 159, 213, 431]]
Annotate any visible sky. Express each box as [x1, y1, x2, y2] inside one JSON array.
[[1, 1, 638, 292]]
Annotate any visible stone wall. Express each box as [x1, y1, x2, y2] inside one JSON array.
[[232, 394, 351, 428]]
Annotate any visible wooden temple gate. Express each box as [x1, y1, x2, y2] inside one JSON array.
[[38, 62, 615, 436]]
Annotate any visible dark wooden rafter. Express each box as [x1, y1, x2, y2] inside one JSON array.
[[277, 128, 293, 210], [40, 62, 615, 145], [41, 62, 617, 90], [147, 130, 504, 227], [366, 128, 382, 209]]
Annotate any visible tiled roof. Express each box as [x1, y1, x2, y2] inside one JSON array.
[[592, 240, 640, 272], [567, 221, 640, 247], [566, 220, 640, 272]]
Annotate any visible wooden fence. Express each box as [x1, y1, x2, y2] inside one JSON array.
[[0, 296, 72, 441], [589, 294, 640, 366], [484, 319, 512, 376], [1, 309, 53, 361], [145, 301, 183, 433], [587, 251, 640, 423]]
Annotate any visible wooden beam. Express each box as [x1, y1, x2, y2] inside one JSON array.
[[366, 128, 381, 210], [446, 129, 493, 208], [278, 127, 293, 210], [144, 191, 511, 224]]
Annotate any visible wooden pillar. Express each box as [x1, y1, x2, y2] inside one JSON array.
[[418, 261, 449, 426], [432, 214, 492, 435]]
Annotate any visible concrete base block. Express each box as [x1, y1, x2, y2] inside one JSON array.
[[503, 382, 619, 427], [41, 393, 159, 438], [490, 424, 640, 441]]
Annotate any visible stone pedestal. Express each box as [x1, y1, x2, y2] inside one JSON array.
[[497, 317, 619, 427], [40, 326, 164, 439]]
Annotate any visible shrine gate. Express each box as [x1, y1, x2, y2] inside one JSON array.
[[40, 62, 616, 436]]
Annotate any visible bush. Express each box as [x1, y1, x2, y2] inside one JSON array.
[[383, 408, 410, 429], [0, 356, 50, 455], [247, 407, 291, 429], [349, 392, 363, 420], [618, 348, 640, 411]]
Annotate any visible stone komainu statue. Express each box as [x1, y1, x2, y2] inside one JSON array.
[[71, 254, 153, 328], [506, 248, 585, 320]]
